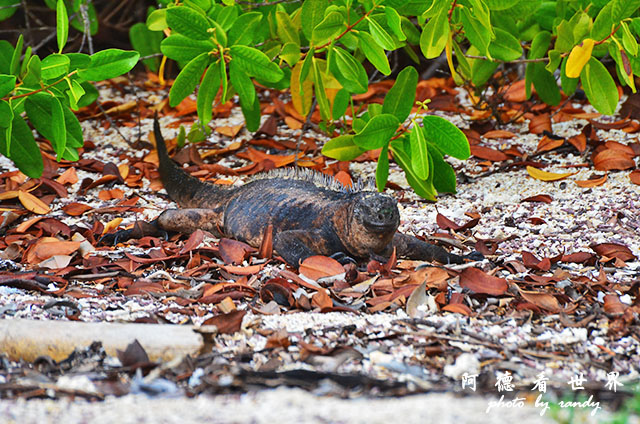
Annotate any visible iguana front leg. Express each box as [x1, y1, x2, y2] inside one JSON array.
[[274, 229, 339, 266], [392, 233, 483, 264]]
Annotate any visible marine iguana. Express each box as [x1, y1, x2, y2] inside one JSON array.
[[106, 118, 481, 266]]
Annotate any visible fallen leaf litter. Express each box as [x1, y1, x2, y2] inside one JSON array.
[[0, 76, 639, 421]]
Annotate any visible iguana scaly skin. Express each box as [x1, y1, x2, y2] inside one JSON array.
[[114, 119, 479, 265]]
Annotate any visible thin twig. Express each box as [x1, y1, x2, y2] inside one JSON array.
[[294, 97, 317, 166]]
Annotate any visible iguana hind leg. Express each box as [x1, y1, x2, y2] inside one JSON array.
[[156, 208, 224, 236]]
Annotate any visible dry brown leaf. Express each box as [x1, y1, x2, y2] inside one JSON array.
[[442, 303, 472, 315], [0, 190, 19, 200], [219, 238, 254, 265], [529, 114, 551, 134], [215, 124, 244, 137], [62, 202, 93, 216], [202, 310, 247, 334], [567, 133, 587, 152], [593, 149, 635, 171], [575, 174, 607, 188], [284, 116, 303, 130], [519, 291, 561, 313], [591, 243, 636, 262], [299, 256, 344, 280], [522, 194, 553, 203], [629, 170, 640, 185], [536, 135, 564, 152], [18, 191, 50, 214], [39, 254, 73, 269], [470, 145, 509, 161], [603, 294, 627, 315], [483, 130, 516, 139], [311, 288, 333, 309], [459, 267, 508, 296], [33, 240, 82, 261]]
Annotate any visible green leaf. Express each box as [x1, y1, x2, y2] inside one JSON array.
[[328, 46, 368, 94], [529, 30, 550, 60], [0, 74, 16, 98], [420, 11, 448, 59], [216, 6, 238, 31], [77, 49, 140, 81], [353, 114, 399, 150], [281, 42, 301, 67], [530, 62, 561, 106], [560, 56, 579, 96], [276, 10, 300, 46], [0, 1, 19, 21], [312, 58, 331, 121], [166, 6, 211, 40], [488, 27, 522, 61], [56, 0, 68, 53], [591, 2, 613, 41], [461, 7, 491, 58], [358, 31, 391, 75], [390, 140, 436, 201], [0, 100, 12, 128], [228, 12, 262, 46], [612, 0, 640, 22], [621, 22, 638, 57], [25, 93, 83, 150], [169, 52, 209, 107], [322, 134, 364, 161], [311, 11, 346, 46], [41, 54, 70, 80], [0, 40, 13, 74], [161, 35, 214, 63], [376, 144, 389, 192], [471, 58, 498, 87], [367, 16, 395, 51], [239, 89, 261, 132], [421, 115, 469, 159], [220, 57, 228, 104], [129, 22, 163, 72], [146, 8, 167, 31], [430, 146, 457, 194], [581, 57, 619, 115], [384, 7, 405, 41], [409, 125, 429, 180], [21, 56, 41, 88], [382, 66, 417, 122], [197, 64, 220, 125], [300, 47, 314, 85], [229, 60, 256, 107], [49, 95, 66, 158], [230, 45, 283, 83], [0, 115, 43, 178], [332, 88, 350, 121], [65, 53, 91, 70], [301, 0, 329, 41], [10, 34, 22, 77]]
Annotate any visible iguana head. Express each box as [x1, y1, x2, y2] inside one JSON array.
[[340, 192, 400, 258]]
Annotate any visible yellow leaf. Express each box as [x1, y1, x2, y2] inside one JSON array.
[[566, 39, 595, 78], [526, 166, 576, 181], [18, 191, 50, 214], [103, 217, 123, 235], [0, 190, 19, 200]]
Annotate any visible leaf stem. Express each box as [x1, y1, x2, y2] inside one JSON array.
[[5, 70, 78, 101]]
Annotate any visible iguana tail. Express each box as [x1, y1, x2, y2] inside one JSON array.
[[154, 115, 228, 208]]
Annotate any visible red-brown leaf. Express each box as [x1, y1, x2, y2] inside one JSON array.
[[299, 255, 344, 280], [593, 149, 635, 171], [202, 310, 247, 334], [529, 114, 552, 134], [470, 145, 509, 161], [522, 194, 553, 204], [561, 252, 595, 263], [442, 303, 472, 315], [62, 202, 93, 216], [603, 294, 627, 315], [219, 238, 254, 264], [519, 291, 562, 313], [590, 243, 636, 262], [459, 267, 508, 295], [629, 170, 640, 185]]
